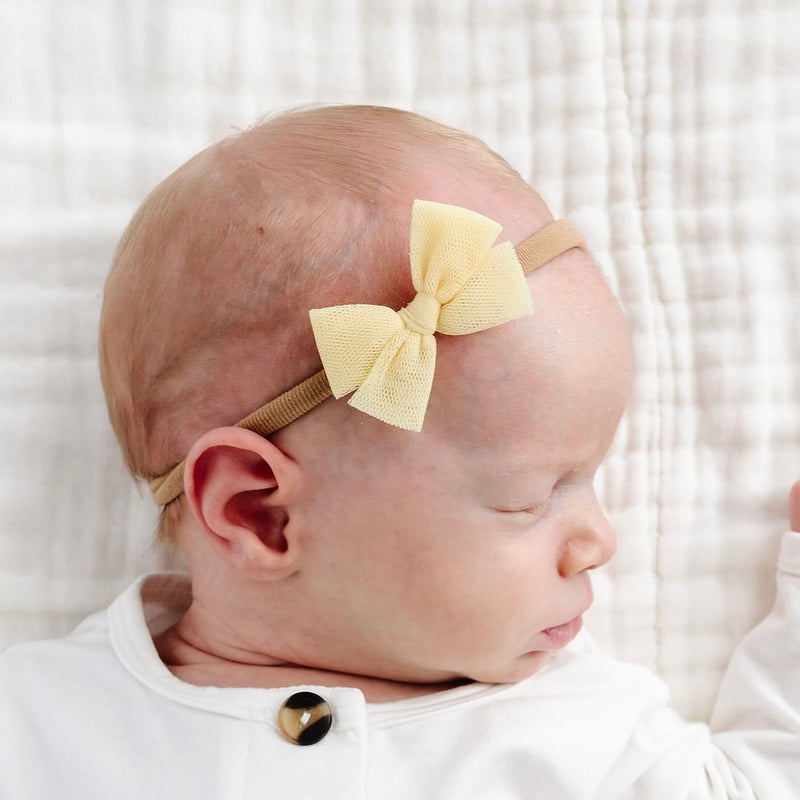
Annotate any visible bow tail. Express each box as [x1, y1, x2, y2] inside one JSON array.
[[349, 330, 437, 431]]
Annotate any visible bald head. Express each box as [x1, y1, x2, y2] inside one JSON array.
[[99, 105, 551, 539]]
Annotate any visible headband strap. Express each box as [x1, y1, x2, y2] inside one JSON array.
[[149, 371, 333, 506], [149, 215, 585, 505]]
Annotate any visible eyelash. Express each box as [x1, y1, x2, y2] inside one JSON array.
[[501, 494, 552, 522], [522, 497, 552, 521]]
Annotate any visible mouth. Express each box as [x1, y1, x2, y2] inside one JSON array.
[[540, 615, 583, 648]]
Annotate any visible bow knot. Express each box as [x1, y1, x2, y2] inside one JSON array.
[[397, 292, 441, 336], [309, 200, 533, 431]]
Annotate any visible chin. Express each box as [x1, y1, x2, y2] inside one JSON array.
[[470, 651, 552, 685]]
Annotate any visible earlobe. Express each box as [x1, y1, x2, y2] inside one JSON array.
[[183, 427, 302, 577]]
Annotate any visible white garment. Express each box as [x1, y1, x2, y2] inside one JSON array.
[[2, 532, 799, 799]]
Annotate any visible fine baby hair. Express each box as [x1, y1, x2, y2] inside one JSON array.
[[148, 200, 586, 504]]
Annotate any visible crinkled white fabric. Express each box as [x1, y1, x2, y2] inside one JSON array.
[[1, 1, 799, 727], [1, 531, 799, 799]]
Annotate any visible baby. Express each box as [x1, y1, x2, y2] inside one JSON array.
[[1, 105, 799, 798]]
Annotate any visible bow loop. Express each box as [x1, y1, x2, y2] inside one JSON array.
[[308, 200, 532, 431]]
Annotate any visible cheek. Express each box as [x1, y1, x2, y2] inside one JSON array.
[[403, 534, 553, 630]]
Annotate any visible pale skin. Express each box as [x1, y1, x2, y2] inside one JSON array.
[[154, 183, 637, 701], [153, 174, 800, 703]]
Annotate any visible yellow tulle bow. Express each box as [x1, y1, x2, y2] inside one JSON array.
[[308, 200, 533, 431]]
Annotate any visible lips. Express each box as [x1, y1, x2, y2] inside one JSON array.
[[541, 615, 583, 648]]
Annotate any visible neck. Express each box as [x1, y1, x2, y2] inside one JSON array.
[[154, 618, 470, 702]]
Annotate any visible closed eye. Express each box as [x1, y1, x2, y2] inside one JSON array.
[[495, 495, 552, 523]]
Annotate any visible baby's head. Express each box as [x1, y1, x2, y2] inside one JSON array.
[[100, 105, 633, 686]]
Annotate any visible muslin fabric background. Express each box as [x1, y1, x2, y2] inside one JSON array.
[[2, 0, 798, 723]]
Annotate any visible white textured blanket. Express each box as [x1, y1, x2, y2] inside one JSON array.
[[1, 0, 798, 722]]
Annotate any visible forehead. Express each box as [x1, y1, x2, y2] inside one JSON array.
[[424, 250, 632, 462]]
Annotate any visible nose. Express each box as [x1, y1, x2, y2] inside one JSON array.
[[557, 493, 617, 577]]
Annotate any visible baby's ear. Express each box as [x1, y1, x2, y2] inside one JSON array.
[[183, 427, 303, 577]]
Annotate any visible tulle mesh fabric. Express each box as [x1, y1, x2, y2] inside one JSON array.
[[309, 200, 533, 430]]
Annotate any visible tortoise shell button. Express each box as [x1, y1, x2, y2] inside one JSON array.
[[277, 691, 333, 746]]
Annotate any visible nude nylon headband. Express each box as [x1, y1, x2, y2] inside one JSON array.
[[149, 218, 586, 505]]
